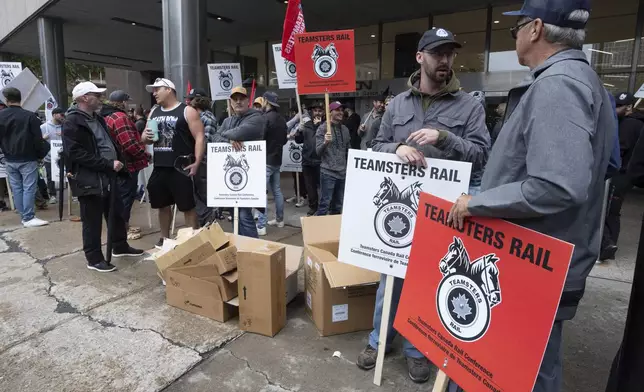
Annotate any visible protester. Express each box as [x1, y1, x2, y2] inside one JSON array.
[[253, 97, 265, 110], [187, 87, 219, 227], [256, 91, 287, 234], [216, 86, 265, 238], [141, 78, 205, 249], [359, 96, 386, 150], [366, 27, 490, 383], [343, 103, 361, 150], [134, 106, 146, 134], [294, 109, 320, 216], [286, 109, 307, 207], [600, 92, 643, 261], [490, 102, 507, 145], [41, 107, 65, 204], [0, 87, 50, 227], [447, 2, 614, 391], [315, 101, 351, 216], [101, 90, 150, 240], [63, 82, 144, 272]]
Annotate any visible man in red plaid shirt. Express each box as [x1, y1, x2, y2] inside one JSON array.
[[101, 90, 150, 240]]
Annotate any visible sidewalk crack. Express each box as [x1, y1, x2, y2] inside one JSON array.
[[226, 349, 298, 392]]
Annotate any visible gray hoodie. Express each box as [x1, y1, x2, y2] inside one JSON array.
[[468, 49, 616, 320], [316, 121, 351, 179]]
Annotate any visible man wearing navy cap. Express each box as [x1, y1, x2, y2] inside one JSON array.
[[448, 1, 617, 391]]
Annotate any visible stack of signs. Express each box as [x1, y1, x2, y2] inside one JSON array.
[[394, 193, 573, 392], [281, 140, 303, 172], [207, 63, 242, 101], [338, 150, 472, 279], [50, 140, 64, 185], [207, 141, 267, 208], [272, 44, 297, 89]]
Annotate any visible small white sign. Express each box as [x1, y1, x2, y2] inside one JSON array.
[[635, 83, 644, 99], [207, 63, 242, 101], [272, 44, 297, 89], [281, 140, 303, 172], [0, 149, 6, 179], [338, 150, 472, 279], [332, 304, 349, 323], [0, 62, 22, 90], [207, 141, 267, 208], [50, 140, 64, 184]]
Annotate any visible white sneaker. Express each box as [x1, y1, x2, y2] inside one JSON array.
[[257, 226, 267, 236], [49, 197, 57, 205], [295, 199, 306, 208], [286, 196, 297, 203], [268, 220, 285, 228], [22, 217, 49, 228]]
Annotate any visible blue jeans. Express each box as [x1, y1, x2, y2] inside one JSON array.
[[469, 185, 481, 195], [257, 165, 284, 228], [368, 274, 423, 358], [6, 161, 39, 222], [237, 207, 258, 238], [316, 172, 345, 216]]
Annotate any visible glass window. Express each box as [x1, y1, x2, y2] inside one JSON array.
[[490, 5, 527, 72], [434, 9, 487, 73], [355, 25, 379, 80], [382, 18, 428, 79], [240, 43, 267, 86]]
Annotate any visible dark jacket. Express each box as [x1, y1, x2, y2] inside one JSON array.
[[62, 108, 126, 197], [343, 112, 361, 150], [0, 106, 50, 162], [294, 118, 320, 166], [618, 111, 644, 171], [218, 109, 265, 142], [263, 109, 287, 167]]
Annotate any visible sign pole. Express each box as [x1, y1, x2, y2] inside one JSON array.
[[597, 179, 612, 262], [5, 178, 15, 211], [324, 92, 332, 137], [170, 204, 177, 237], [373, 274, 395, 386], [432, 371, 450, 392], [67, 178, 72, 216], [233, 206, 239, 235], [295, 85, 303, 203]]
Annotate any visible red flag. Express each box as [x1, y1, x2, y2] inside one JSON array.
[[248, 79, 257, 108], [186, 80, 192, 96], [281, 0, 306, 63]]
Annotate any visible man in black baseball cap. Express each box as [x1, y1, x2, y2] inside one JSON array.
[[185, 88, 208, 101]]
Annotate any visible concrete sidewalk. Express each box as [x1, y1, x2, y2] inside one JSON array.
[[0, 183, 638, 392]]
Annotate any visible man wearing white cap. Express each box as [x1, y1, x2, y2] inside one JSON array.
[[63, 82, 144, 273], [141, 78, 205, 249]]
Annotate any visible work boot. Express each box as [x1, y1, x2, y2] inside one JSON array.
[[406, 356, 431, 383], [356, 344, 378, 370]]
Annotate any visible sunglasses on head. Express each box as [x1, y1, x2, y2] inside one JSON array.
[[510, 20, 533, 40], [154, 78, 171, 88]]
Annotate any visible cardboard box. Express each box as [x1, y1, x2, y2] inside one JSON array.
[[154, 223, 229, 278], [166, 265, 239, 302], [237, 245, 286, 337], [228, 234, 302, 304], [301, 215, 381, 336], [166, 284, 238, 322]]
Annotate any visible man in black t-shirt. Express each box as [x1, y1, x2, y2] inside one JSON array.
[[141, 78, 206, 249]]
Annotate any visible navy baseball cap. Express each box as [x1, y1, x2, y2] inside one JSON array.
[[503, 0, 591, 29], [186, 88, 208, 99], [418, 28, 462, 52], [109, 90, 131, 102]]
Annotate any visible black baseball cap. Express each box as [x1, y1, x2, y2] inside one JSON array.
[[52, 107, 66, 115], [615, 92, 635, 106], [418, 28, 462, 52], [503, 0, 591, 29], [186, 88, 208, 99], [109, 90, 131, 102]]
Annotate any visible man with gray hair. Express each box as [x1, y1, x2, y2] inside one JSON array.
[[447, 1, 616, 391]]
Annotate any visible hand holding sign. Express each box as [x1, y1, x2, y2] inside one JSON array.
[[447, 194, 473, 230], [395, 145, 426, 168]]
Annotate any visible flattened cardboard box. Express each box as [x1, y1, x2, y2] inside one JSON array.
[[302, 215, 380, 336], [166, 265, 239, 302], [237, 245, 286, 337]]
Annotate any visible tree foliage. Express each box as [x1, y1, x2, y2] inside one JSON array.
[[6, 54, 104, 85]]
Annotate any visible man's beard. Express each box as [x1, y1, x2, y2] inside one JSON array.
[[425, 66, 450, 84]]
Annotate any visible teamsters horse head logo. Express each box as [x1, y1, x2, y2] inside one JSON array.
[[372, 177, 422, 249], [311, 43, 339, 79], [289, 143, 302, 163], [223, 154, 250, 192], [219, 70, 233, 91], [437, 237, 502, 342], [1, 69, 15, 87]]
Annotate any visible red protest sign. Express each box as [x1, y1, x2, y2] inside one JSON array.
[[281, 0, 305, 63], [294, 30, 356, 94], [394, 193, 573, 392]]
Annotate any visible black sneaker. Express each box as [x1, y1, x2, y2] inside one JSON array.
[[112, 246, 145, 258], [87, 261, 117, 273], [307, 209, 317, 217], [600, 245, 618, 261], [155, 238, 165, 250], [356, 345, 378, 370], [406, 356, 431, 383]]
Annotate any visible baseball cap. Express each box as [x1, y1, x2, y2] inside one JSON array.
[[72, 81, 106, 100], [503, 0, 591, 29], [186, 88, 208, 99], [253, 97, 265, 106], [615, 92, 635, 106], [329, 101, 344, 111], [52, 107, 66, 115], [145, 78, 176, 92], [109, 90, 131, 102], [418, 28, 462, 52], [309, 101, 324, 109], [263, 91, 280, 108], [230, 86, 248, 97]]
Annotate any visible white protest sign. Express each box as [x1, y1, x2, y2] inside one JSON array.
[[0, 62, 22, 90], [272, 44, 297, 89], [634, 84, 644, 99], [0, 150, 6, 178], [5, 68, 51, 112], [50, 140, 64, 184], [281, 140, 303, 172], [207, 141, 266, 207], [338, 150, 472, 279], [207, 63, 242, 101], [44, 93, 58, 123]]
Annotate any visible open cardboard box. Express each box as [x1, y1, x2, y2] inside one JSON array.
[[301, 215, 381, 336]]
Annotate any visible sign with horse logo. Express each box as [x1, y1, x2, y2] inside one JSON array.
[[206, 141, 266, 208], [272, 44, 297, 89], [0, 62, 22, 89], [207, 63, 242, 101], [294, 30, 356, 94], [281, 140, 303, 172], [394, 193, 573, 392], [338, 150, 471, 278]]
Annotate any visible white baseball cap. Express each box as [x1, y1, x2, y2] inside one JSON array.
[[146, 78, 176, 92], [72, 81, 106, 100]]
